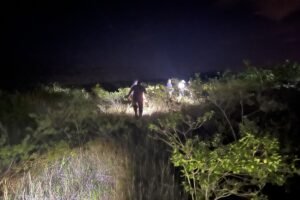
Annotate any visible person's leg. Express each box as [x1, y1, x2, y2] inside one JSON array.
[[133, 101, 138, 118], [178, 89, 183, 101], [138, 101, 143, 117]]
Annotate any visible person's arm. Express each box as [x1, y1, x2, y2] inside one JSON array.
[[126, 88, 133, 98]]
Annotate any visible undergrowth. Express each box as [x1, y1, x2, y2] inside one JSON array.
[[1, 61, 300, 199]]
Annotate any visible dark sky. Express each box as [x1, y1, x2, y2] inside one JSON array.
[[1, 0, 300, 86]]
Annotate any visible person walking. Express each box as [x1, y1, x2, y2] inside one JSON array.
[[178, 80, 186, 98], [166, 78, 174, 98], [126, 80, 147, 118]]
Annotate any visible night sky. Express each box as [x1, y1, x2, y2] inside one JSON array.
[[2, 0, 300, 86]]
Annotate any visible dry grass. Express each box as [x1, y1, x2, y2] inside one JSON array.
[[2, 139, 129, 200], [2, 134, 187, 200]]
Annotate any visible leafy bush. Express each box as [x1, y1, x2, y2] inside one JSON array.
[[150, 112, 299, 200], [92, 84, 131, 114], [150, 62, 300, 200]]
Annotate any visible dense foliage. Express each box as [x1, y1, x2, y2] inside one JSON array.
[[1, 61, 300, 199], [150, 61, 300, 199]]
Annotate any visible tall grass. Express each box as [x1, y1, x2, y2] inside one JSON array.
[[3, 62, 299, 200], [1, 82, 187, 200], [1, 118, 187, 200], [122, 124, 187, 200]]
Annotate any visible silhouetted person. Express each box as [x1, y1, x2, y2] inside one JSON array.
[[166, 78, 174, 98], [178, 80, 186, 98], [126, 80, 147, 118]]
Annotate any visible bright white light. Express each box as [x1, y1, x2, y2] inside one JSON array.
[[178, 80, 186, 89]]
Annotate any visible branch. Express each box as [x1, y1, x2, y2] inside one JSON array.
[[209, 99, 237, 141]]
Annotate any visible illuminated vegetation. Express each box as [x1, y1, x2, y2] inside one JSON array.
[[1, 61, 300, 199]]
